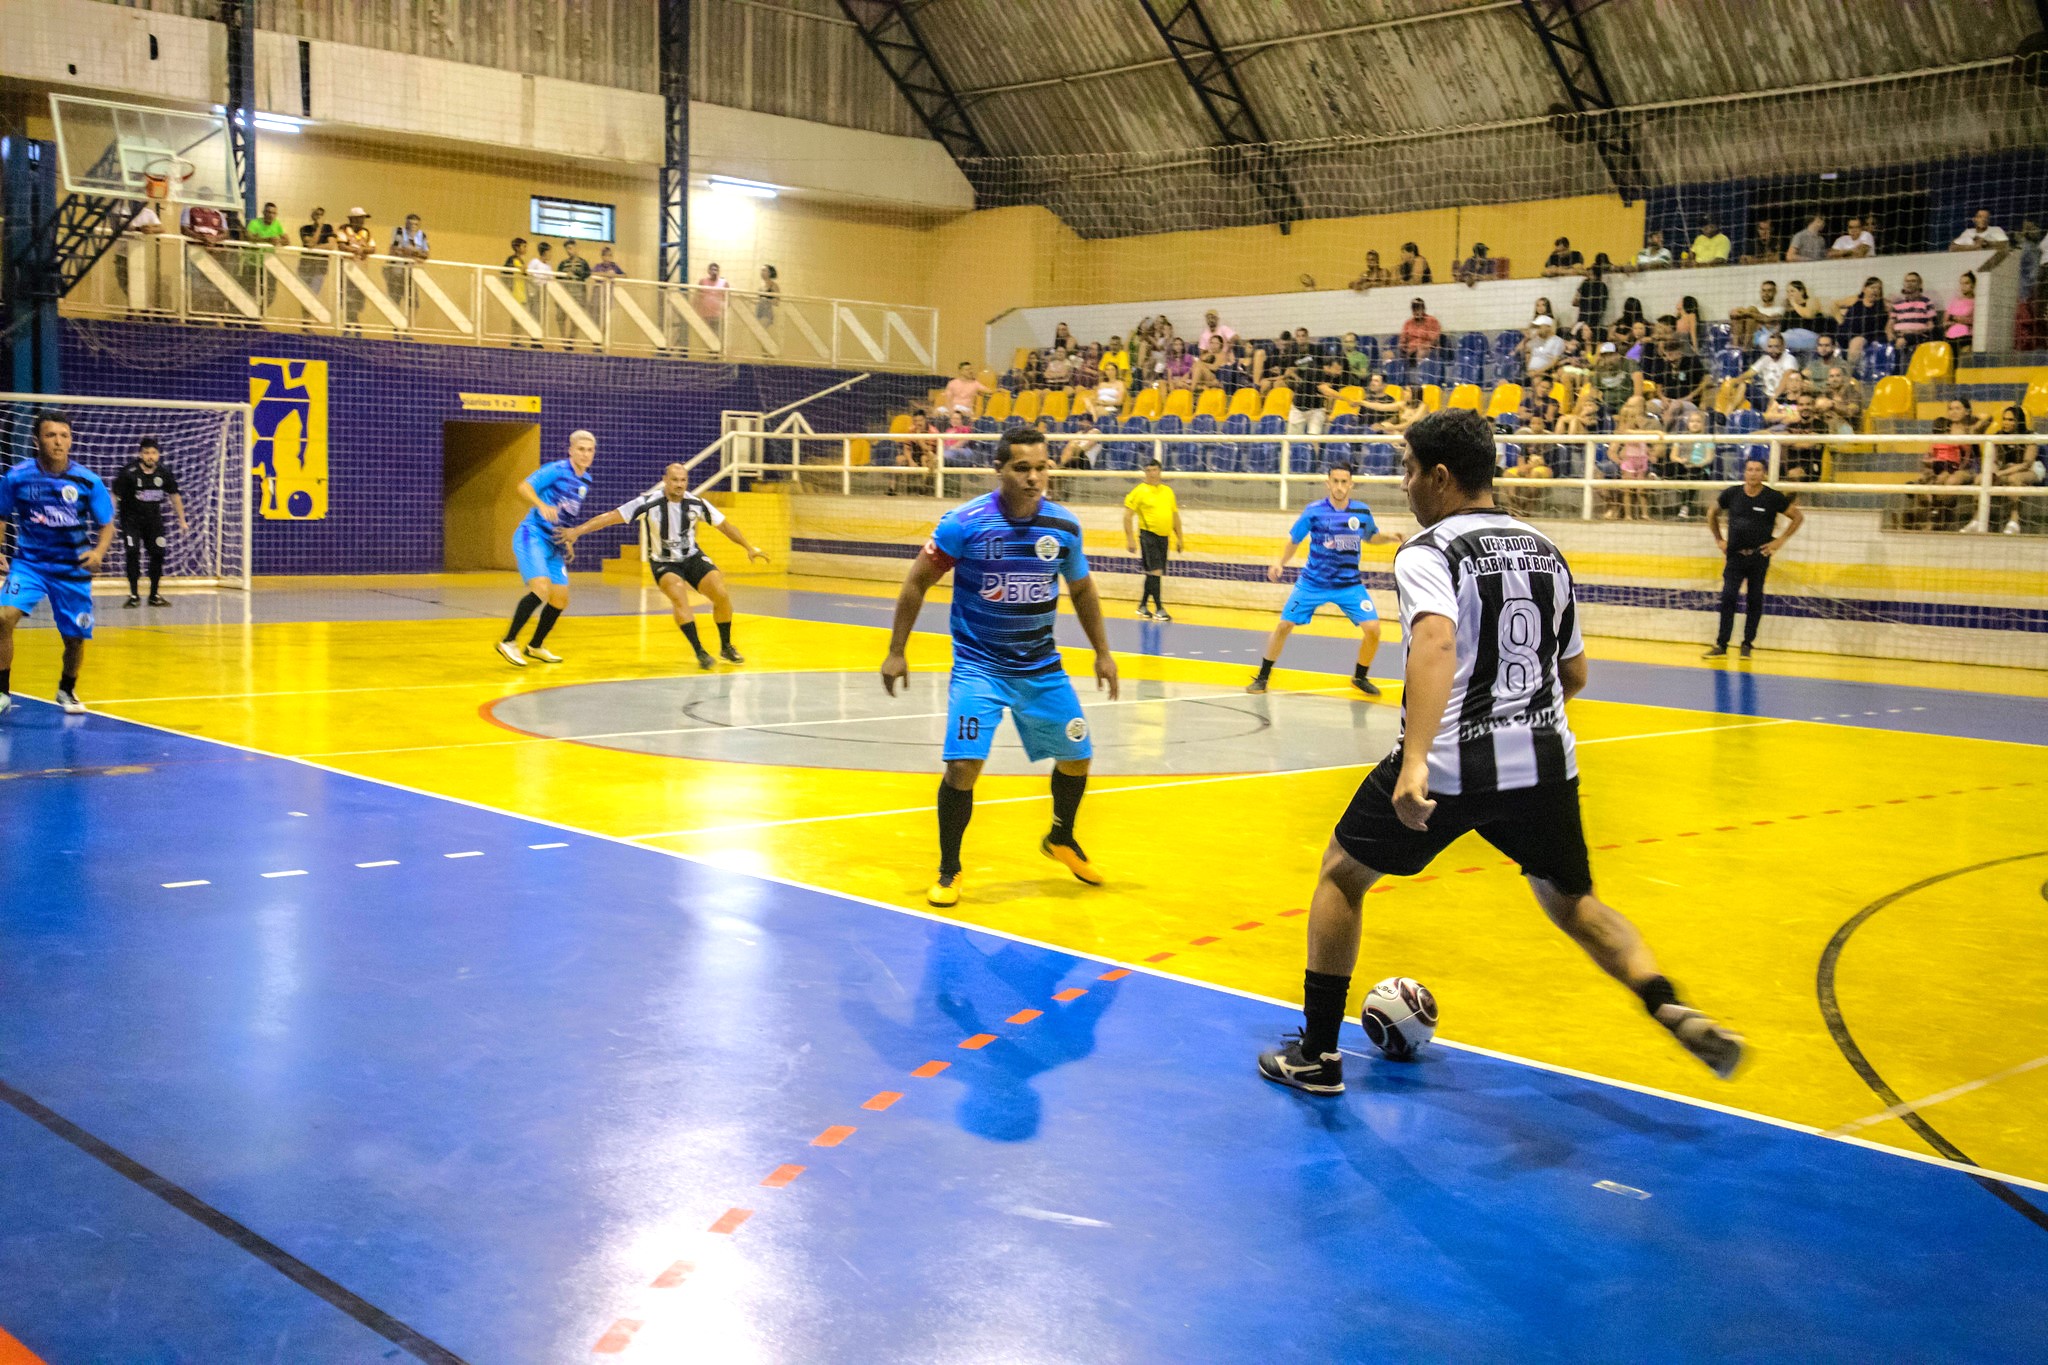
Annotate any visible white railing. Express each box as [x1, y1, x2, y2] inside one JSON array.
[[65, 235, 941, 374]]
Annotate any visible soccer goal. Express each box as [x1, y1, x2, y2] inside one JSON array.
[[1, 393, 253, 589]]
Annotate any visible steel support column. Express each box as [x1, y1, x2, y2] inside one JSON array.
[[1519, 0, 1645, 204], [1135, 0, 1302, 233], [222, 0, 257, 221], [836, 1, 994, 203], [659, 0, 688, 284]]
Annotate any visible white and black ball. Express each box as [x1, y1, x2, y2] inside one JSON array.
[[1360, 976, 1438, 1060]]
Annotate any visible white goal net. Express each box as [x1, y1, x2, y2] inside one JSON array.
[[0, 394, 251, 589]]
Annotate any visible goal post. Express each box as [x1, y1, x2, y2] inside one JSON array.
[[0, 393, 254, 590]]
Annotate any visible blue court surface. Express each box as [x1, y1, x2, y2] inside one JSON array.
[[3, 702, 2046, 1363]]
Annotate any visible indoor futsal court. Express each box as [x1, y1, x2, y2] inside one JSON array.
[[6, 0, 2048, 1361]]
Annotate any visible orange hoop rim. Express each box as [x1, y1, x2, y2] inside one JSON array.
[[142, 155, 197, 202]]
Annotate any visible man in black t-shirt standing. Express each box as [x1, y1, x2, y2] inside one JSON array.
[[110, 437, 187, 607], [1705, 457, 1803, 658]]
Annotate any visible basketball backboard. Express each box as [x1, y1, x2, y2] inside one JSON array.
[[49, 94, 240, 209]]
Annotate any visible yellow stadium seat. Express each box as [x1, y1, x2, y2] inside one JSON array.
[[978, 368, 999, 392], [1866, 375, 1914, 424], [1013, 390, 1043, 423], [1385, 384, 1405, 405], [1040, 390, 1071, 423], [1012, 347, 1033, 371], [1904, 341, 1953, 387], [1339, 385, 1365, 405], [849, 439, 872, 467], [1420, 385, 1443, 412], [1163, 389, 1194, 420], [1131, 389, 1163, 421], [889, 414, 911, 434], [1447, 383, 1481, 411], [1227, 387, 1263, 420], [1260, 387, 1294, 419], [2026, 379, 2048, 425], [983, 389, 1012, 422], [1195, 388, 1229, 420], [1485, 382, 1523, 417], [1548, 380, 1570, 407]]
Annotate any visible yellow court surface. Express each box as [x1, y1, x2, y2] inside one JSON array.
[[33, 570, 2048, 1187]]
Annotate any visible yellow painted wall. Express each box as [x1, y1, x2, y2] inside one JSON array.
[[441, 420, 540, 572]]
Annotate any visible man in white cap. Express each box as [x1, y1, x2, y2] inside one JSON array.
[[336, 207, 374, 333], [1524, 315, 1565, 382]]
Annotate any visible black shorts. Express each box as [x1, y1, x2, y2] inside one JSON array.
[[651, 553, 716, 589], [1138, 529, 1170, 573], [1333, 755, 1595, 898]]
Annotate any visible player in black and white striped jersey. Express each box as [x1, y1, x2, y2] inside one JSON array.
[[1259, 409, 1743, 1095], [561, 462, 769, 670]]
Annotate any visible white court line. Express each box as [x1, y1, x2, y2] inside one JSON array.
[[260, 869, 307, 879], [356, 860, 400, 868], [161, 879, 210, 889], [67, 700, 2048, 1200], [1824, 1054, 2048, 1137], [444, 851, 484, 859], [528, 842, 569, 850], [624, 716, 1795, 841]]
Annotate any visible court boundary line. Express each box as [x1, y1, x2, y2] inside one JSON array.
[[1825, 1054, 2048, 1137], [39, 698, 2048, 1201]]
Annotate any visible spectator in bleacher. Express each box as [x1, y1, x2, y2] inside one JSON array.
[[1382, 389, 1429, 435], [695, 262, 730, 334], [1072, 343, 1103, 394], [1396, 241, 1433, 285], [1454, 242, 1498, 285], [1340, 333, 1371, 379], [1833, 276, 1889, 369], [557, 239, 593, 348], [501, 236, 534, 345], [1541, 236, 1584, 278], [1052, 322, 1076, 352], [1950, 208, 2008, 254], [1611, 396, 1656, 521], [1198, 310, 1236, 351], [1503, 443, 1554, 516], [1643, 337, 1709, 413], [1801, 334, 1845, 383], [1557, 384, 1602, 438], [1043, 345, 1075, 392], [1942, 270, 1978, 355], [1615, 296, 1647, 336], [1572, 256, 1611, 338], [1741, 333, 1801, 403], [1020, 347, 1046, 388], [1189, 345, 1222, 392], [1781, 280, 1826, 352], [1675, 296, 1702, 352], [1557, 336, 1593, 393], [1588, 341, 1641, 412], [234, 199, 285, 304], [1101, 335, 1130, 379], [1628, 319, 1659, 363], [1160, 338, 1194, 391], [1812, 373, 1859, 437], [1788, 214, 1829, 263], [587, 244, 624, 333], [1084, 359, 1128, 418], [1522, 315, 1565, 385], [1348, 251, 1393, 292], [1763, 369, 1809, 425], [1060, 413, 1102, 471], [1687, 221, 1732, 266], [1829, 217, 1875, 259], [335, 207, 375, 333], [1887, 272, 1937, 358], [296, 208, 336, 318], [2018, 221, 2044, 304], [1741, 219, 1783, 265], [1397, 299, 1442, 361], [1634, 230, 1673, 271], [527, 242, 560, 345], [1290, 356, 1345, 435], [1991, 405, 2041, 534], [942, 361, 990, 425], [1729, 280, 1783, 350], [383, 212, 428, 323], [753, 264, 780, 327], [1358, 373, 1402, 429], [888, 410, 939, 495]]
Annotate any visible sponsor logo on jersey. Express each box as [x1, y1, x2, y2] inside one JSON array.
[[1322, 534, 1362, 553], [30, 507, 82, 528], [1064, 716, 1088, 742], [1034, 534, 1061, 561], [979, 572, 1058, 605]]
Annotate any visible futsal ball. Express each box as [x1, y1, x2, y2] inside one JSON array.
[[1360, 977, 1438, 1060]]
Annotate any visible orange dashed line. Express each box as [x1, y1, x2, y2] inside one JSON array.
[[650, 1259, 694, 1288], [1677, 831, 1701, 837], [1715, 824, 1739, 830], [911, 1059, 950, 1078], [1053, 988, 1087, 1001], [1098, 968, 1132, 980], [593, 1318, 644, 1353], [1144, 951, 1176, 962], [1917, 794, 1938, 800], [862, 1091, 903, 1111], [1279, 908, 1308, 917], [1823, 808, 1842, 814], [1597, 843, 1623, 850], [1413, 875, 1438, 882], [1979, 786, 1998, 792], [812, 1125, 857, 1146], [1752, 820, 1774, 825], [1188, 936, 1220, 947], [708, 1208, 752, 1235], [1857, 803, 1877, 809], [959, 1033, 998, 1049], [1233, 920, 1263, 931], [1368, 885, 1396, 893], [1886, 799, 1908, 804], [1637, 837, 1661, 844], [1949, 789, 1966, 795], [1005, 1009, 1043, 1025], [1456, 866, 1482, 874], [1789, 814, 1810, 820], [760, 1164, 806, 1188]]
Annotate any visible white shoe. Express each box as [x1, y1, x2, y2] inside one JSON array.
[[55, 688, 86, 715], [524, 645, 562, 664], [1959, 518, 1985, 534], [2007, 519, 2022, 535], [0, 693, 12, 719], [495, 640, 528, 668]]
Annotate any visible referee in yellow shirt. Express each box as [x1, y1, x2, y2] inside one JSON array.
[[1123, 457, 1185, 621]]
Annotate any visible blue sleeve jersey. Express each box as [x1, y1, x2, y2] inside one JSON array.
[[927, 492, 1089, 676], [518, 459, 593, 538], [1289, 498, 1378, 590], [0, 460, 115, 574]]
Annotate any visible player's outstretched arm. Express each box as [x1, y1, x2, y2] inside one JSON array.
[[882, 548, 947, 695], [716, 517, 769, 563], [1066, 576, 1120, 699], [1393, 613, 1456, 831], [560, 508, 625, 544]]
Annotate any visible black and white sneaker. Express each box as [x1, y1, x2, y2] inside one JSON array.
[[0, 693, 12, 719], [694, 648, 717, 671], [1245, 675, 1270, 695], [720, 644, 744, 664], [524, 645, 563, 664], [123, 595, 141, 608], [1655, 1004, 1746, 1079], [1153, 610, 1172, 623], [1135, 607, 1156, 621], [148, 594, 171, 607], [55, 688, 87, 715], [1257, 1031, 1344, 1094], [495, 640, 528, 668]]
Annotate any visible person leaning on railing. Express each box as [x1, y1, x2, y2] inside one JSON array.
[[1990, 404, 2043, 535]]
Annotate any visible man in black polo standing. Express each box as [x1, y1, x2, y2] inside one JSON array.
[[1705, 457, 1803, 659]]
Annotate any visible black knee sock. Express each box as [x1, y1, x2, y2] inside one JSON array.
[[680, 619, 703, 651], [716, 619, 733, 649], [937, 780, 974, 877], [1302, 969, 1352, 1057], [1353, 660, 1372, 684], [1255, 656, 1276, 682], [1636, 974, 1680, 1017], [148, 553, 163, 597], [0, 667, 11, 694], [58, 670, 78, 695], [529, 604, 562, 647], [1142, 574, 1161, 611], [504, 592, 541, 642], [1048, 768, 1087, 850]]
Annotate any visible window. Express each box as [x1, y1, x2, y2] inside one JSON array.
[[530, 196, 614, 243]]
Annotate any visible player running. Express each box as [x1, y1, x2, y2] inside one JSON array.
[[881, 426, 1119, 909], [497, 429, 595, 667], [111, 436, 188, 607], [1246, 463, 1403, 698], [0, 411, 117, 716], [561, 462, 769, 670], [1258, 410, 1743, 1095]]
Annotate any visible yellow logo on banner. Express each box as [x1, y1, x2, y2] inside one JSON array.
[[250, 357, 329, 520], [459, 392, 542, 413]]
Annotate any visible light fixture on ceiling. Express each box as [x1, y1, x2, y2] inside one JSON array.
[[707, 175, 779, 199]]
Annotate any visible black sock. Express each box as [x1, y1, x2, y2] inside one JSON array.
[[149, 570, 162, 596], [1353, 661, 1372, 684], [1048, 768, 1087, 850], [127, 572, 140, 596], [937, 780, 974, 877], [529, 604, 562, 647], [1302, 969, 1352, 1057], [716, 619, 733, 649], [0, 667, 11, 694], [504, 592, 541, 642], [1142, 574, 1161, 611], [58, 671, 78, 695], [1255, 657, 1276, 682], [1636, 974, 1680, 1017], [680, 619, 703, 651]]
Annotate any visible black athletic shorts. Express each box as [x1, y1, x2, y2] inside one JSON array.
[[1138, 529, 1170, 574], [1333, 754, 1595, 898], [651, 553, 716, 589]]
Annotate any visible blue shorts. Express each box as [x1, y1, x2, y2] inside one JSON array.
[[1, 560, 96, 639], [1281, 581, 1378, 627], [943, 668, 1092, 764], [513, 522, 569, 586]]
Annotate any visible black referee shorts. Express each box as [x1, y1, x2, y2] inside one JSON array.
[[1333, 755, 1595, 898], [1137, 529, 1170, 574], [651, 553, 716, 590]]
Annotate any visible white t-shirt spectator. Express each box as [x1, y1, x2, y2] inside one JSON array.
[[1198, 323, 1237, 350], [527, 255, 556, 282], [1832, 230, 1875, 256], [1635, 245, 1672, 269], [1751, 351, 1800, 399], [1953, 224, 2009, 250], [1525, 334, 1566, 376]]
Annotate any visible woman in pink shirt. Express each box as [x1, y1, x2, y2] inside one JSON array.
[[1943, 270, 1977, 355]]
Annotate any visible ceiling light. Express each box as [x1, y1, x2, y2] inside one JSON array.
[[708, 176, 778, 199]]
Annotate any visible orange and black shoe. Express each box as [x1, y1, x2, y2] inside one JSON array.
[[1041, 836, 1104, 886], [927, 870, 964, 908]]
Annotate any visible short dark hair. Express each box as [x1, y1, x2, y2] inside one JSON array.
[[994, 426, 1048, 466], [1404, 409, 1495, 494], [1325, 462, 1353, 476], [1143, 457, 1162, 469], [138, 435, 161, 451], [33, 410, 71, 438]]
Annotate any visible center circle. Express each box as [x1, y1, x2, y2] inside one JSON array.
[[485, 671, 1397, 777]]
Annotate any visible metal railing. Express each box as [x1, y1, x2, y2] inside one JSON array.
[[64, 235, 940, 374]]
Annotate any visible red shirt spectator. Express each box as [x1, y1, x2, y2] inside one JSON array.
[[1397, 299, 1442, 359]]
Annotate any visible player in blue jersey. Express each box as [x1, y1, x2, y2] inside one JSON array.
[[0, 411, 118, 716], [1247, 463, 1404, 698], [881, 427, 1120, 908], [497, 429, 596, 667]]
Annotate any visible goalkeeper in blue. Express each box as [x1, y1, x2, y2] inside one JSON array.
[[881, 427, 1119, 908]]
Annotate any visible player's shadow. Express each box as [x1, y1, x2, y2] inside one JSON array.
[[839, 925, 1119, 1143]]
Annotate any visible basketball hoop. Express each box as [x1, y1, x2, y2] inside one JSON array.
[[143, 155, 197, 203]]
